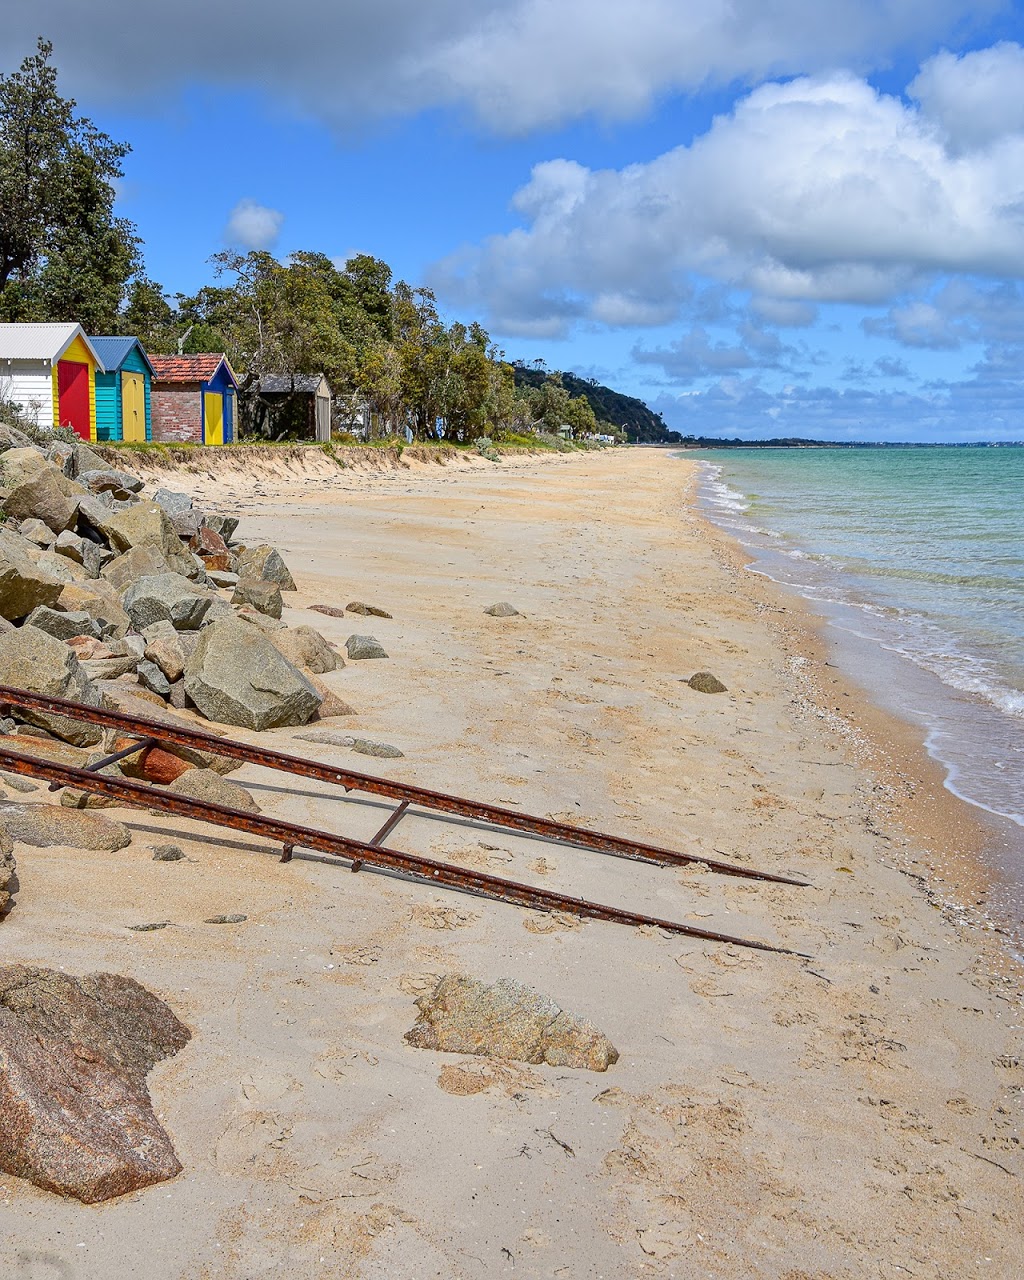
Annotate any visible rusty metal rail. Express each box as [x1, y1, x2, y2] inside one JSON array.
[[0, 685, 808, 887], [0, 744, 808, 956]]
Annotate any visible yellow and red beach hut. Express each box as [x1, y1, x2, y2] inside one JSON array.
[[0, 322, 102, 441]]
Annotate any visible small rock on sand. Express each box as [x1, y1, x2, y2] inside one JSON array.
[[346, 601, 393, 618], [405, 974, 619, 1071], [351, 738, 404, 759], [687, 671, 728, 694], [150, 844, 185, 862], [345, 634, 388, 660]]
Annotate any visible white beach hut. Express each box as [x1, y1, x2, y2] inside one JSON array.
[[0, 322, 104, 442]]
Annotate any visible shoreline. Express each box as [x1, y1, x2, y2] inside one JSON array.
[[2, 445, 1021, 1277], [684, 453, 1024, 953]]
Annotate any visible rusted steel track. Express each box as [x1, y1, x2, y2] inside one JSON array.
[[0, 685, 808, 887], [0, 745, 808, 956]]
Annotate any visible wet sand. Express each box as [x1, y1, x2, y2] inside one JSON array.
[[1, 447, 1021, 1279]]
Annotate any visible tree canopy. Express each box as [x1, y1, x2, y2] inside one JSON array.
[[0, 38, 138, 331]]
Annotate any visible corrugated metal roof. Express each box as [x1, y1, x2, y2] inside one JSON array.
[[258, 373, 330, 396], [149, 354, 238, 386], [0, 322, 99, 363], [90, 336, 155, 376]]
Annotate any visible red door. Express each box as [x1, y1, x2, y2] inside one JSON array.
[[57, 360, 90, 439]]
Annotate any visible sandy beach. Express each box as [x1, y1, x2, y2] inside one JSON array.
[[1, 446, 1021, 1279]]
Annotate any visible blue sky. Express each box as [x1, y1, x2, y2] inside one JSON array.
[[7, 1, 1024, 441]]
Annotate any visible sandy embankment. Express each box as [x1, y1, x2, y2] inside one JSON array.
[[1, 448, 1021, 1279]]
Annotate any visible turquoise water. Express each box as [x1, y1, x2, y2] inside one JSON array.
[[690, 447, 1024, 844]]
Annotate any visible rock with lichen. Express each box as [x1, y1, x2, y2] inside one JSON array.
[[405, 974, 618, 1071]]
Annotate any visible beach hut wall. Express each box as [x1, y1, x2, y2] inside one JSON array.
[[90, 336, 155, 443], [0, 322, 103, 441], [148, 354, 239, 445]]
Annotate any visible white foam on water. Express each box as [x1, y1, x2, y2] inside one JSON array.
[[692, 454, 1024, 833]]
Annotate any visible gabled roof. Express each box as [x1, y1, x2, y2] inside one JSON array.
[[258, 373, 331, 396], [0, 322, 104, 368], [149, 354, 238, 387], [89, 336, 156, 377]]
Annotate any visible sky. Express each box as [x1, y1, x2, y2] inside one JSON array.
[[7, 1, 1024, 441]]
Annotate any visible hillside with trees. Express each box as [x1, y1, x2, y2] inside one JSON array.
[[512, 364, 679, 444]]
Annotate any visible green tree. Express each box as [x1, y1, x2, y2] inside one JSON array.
[[119, 277, 179, 352], [0, 38, 138, 328]]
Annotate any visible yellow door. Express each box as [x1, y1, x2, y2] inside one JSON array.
[[204, 391, 223, 445], [121, 371, 146, 442]]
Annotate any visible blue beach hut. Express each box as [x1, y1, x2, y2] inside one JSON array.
[[90, 336, 155, 443]]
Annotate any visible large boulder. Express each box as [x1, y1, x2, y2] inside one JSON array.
[[0, 424, 34, 453], [77, 468, 144, 499], [26, 547, 89, 584], [122, 574, 215, 632], [0, 803, 131, 851], [1, 455, 85, 533], [231, 578, 282, 619], [152, 488, 193, 517], [56, 581, 131, 639], [405, 975, 619, 1071], [24, 605, 102, 642], [100, 542, 177, 593], [0, 529, 64, 621], [201, 513, 239, 544], [143, 623, 199, 682], [0, 965, 190, 1202], [66, 441, 109, 478], [17, 518, 55, 549], [183, 619, 321, 731], [166, 768, 260, 813], [55, 529, 113, 578], [97, 686, 240, 776], [80, 501, 192, 576], [235, 544, 296, 591], [0, 627, 103, 746], [269, 625, 339, 674]]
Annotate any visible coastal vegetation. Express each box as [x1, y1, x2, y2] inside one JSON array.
[[0, 39, 656, 447]]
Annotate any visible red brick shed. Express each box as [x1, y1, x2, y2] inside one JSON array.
[[149, 354, 239, 445]]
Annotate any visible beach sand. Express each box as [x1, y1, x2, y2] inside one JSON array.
[[1, 447, 1021, 1278]]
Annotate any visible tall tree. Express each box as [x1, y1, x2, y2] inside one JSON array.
[[0, 38, 138, 328]]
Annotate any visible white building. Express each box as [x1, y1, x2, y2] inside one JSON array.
[[0, 322, 104, 441]]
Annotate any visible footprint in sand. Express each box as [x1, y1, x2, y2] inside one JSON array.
[[411, 904, 479, 930]]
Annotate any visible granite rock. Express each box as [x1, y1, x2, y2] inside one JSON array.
[[0, 803, 131, 851], [345, 634, 388, 660], [235, 543, 296, 591], [405, 975, 618, 1071], [183, 619, 321, 731], [0, 965, 189, 1202], [269, 625, 338, 674], [0, 627, 103, 746]]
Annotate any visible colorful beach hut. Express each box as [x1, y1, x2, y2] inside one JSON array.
[[148, 354, 239, 445], [0, 322, 103, 441], [90, 336, 154, 443]]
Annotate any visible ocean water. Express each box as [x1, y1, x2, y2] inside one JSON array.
[[688, 447, 1024, 855]]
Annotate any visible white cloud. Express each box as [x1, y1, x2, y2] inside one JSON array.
[[909, 42, 1024, 153], [7, 1, 1003, 133], [225, 199, 284, 251], [430, 61, 1024, 335]]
